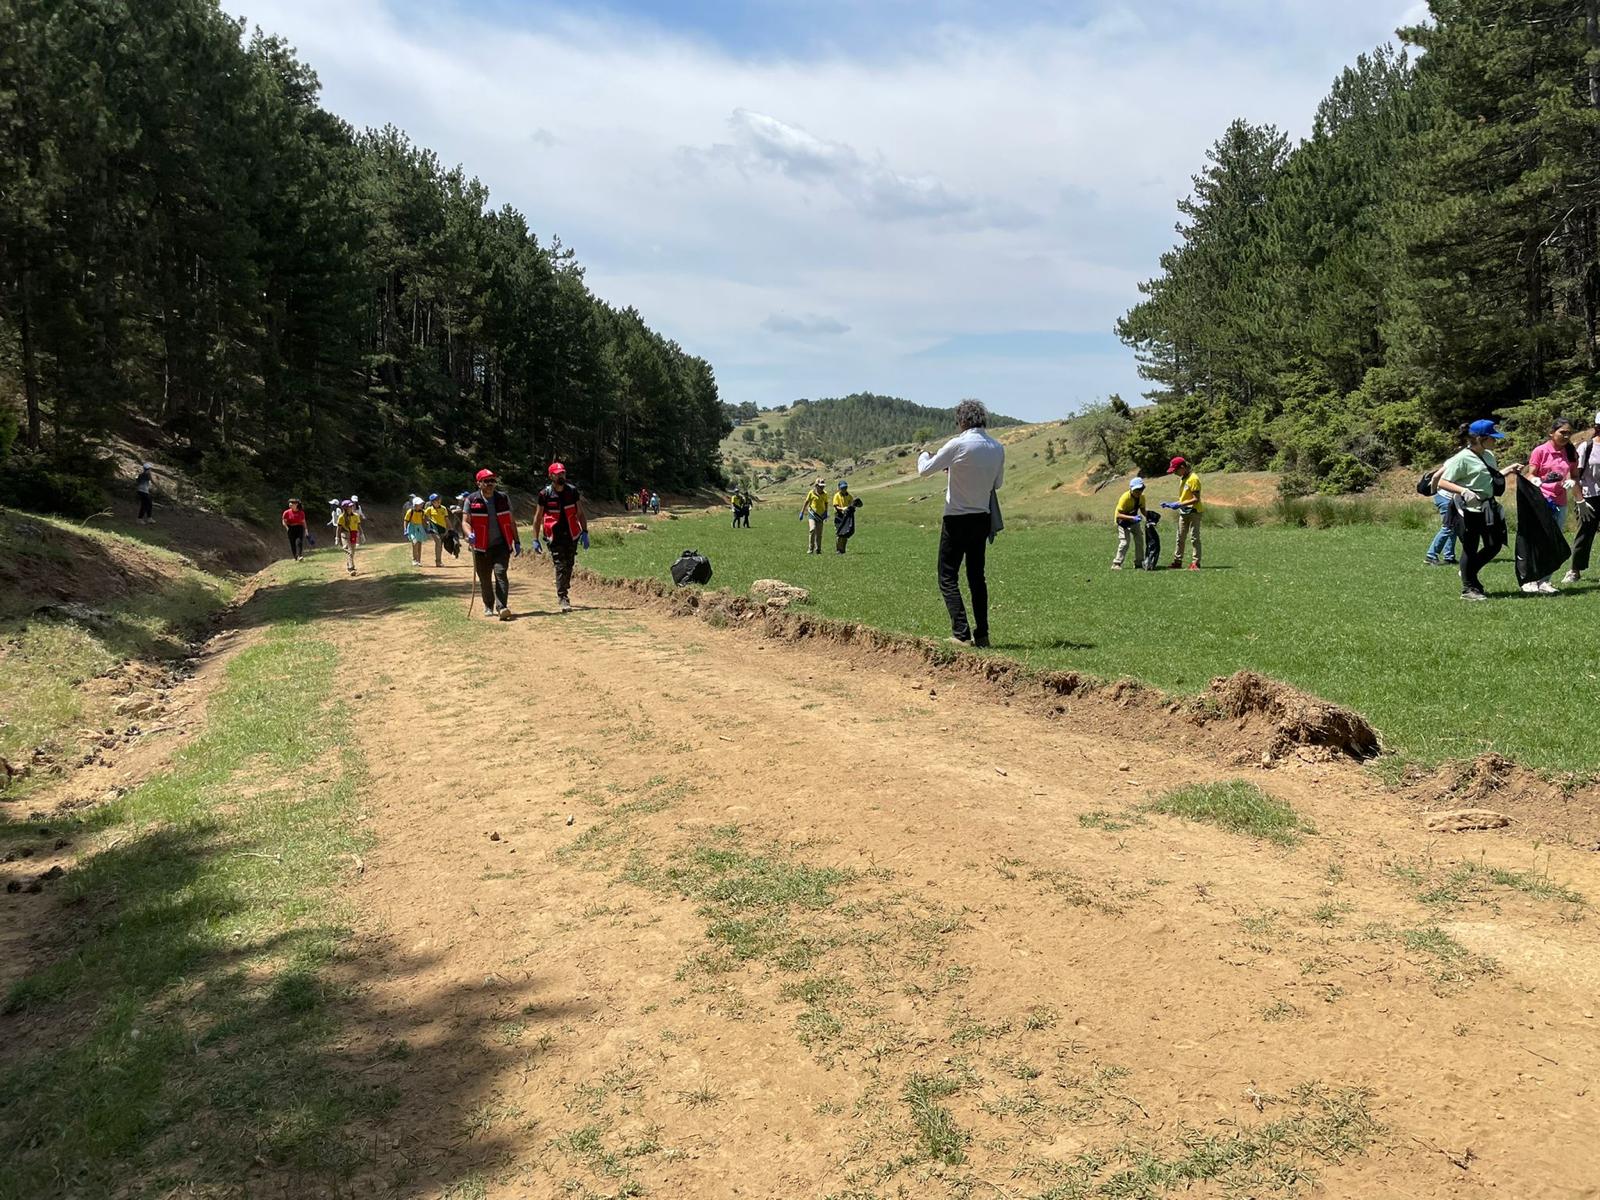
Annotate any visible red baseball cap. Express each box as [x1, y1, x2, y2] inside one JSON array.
[[548, 462, 566, 476], [475, 468, 496, 482], [1167, 456, 1187, 474]]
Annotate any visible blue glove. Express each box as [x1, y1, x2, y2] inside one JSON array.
[[513, 542, 522, 558], [532, 539, 544, 555], [579, 531, 590, 550], [1160, 501, 1180, 510]]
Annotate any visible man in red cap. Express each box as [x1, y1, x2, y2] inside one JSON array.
[[1163, 455, 1203, 570], [463, 468, 522, 619], [534, 462, 589, 612]]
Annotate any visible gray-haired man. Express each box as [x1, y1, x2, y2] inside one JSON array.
[[917, 399, 1005, 648]]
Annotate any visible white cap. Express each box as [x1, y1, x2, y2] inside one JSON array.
[[142, 462, 153, 469], [1129, 476, 1145, 490]]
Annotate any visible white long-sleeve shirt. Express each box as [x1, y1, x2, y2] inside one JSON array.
[[917, 428, 1005, 516], [1579, 436, 1600, 499]]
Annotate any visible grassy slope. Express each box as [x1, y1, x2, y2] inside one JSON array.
[[0, 511, 236, 798], [584, 512, 1598, 774]]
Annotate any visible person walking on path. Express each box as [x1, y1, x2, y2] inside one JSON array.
[[423, 493, 451, 566], [464, 468, 522, 620], [649, 492, 660, 515], [328, 499, 345, 548], [534, 462, 589, 613], [1163, 456, 1203, 569], [1524, 417, 1579, 592], [282, 498, 309, 561], [1565, 412, 1600, 583], [1111, 477, 1147, 569], [1425, 488, 1460, 568], [731, 487, 752, 528], [917, 399, 1005, 648], [831, 481, 863, 553], [135, 462, 155, 524], [800, 479, 829, 554], [1435, 420, 1525, 601], [402, 495, 429, 567], [336, 500, 363, 574]]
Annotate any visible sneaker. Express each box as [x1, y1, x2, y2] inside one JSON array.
[[1188, 562, 1200, 571], [498, 606, 514, 621], [1521, 582, 1541, 593], [972, 635, 990, 649], [1168, 559, 1182, 570], [1110, 563, 1123, 571], [559, 598, 573, 613], [1537, 581, 1558, 594], [1562, 569, 1581, 583], [1424, 555, 1440, 566], [1461, 589, 1488, 601], [947, 635, 972, 648]]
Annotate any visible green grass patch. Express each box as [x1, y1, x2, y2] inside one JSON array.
[[0, 562, 373, 1198], [1146, 781, 1310, 846], [1407, 858, 1586, 909], [582, 512, 1600, 772], [902, 1072, 969, 1165]]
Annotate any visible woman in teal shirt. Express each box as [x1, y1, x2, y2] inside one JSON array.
[[1435, 420, 1525, 600]]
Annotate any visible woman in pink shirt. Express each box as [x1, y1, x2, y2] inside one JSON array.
[[1524, 417, 1578, 592]]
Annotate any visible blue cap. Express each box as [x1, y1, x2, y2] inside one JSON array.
[[1129, 476, 1145, 490], [427, 493, 439, 501], [838, 480, 848, 489], [1468, 419, 1506, 440]]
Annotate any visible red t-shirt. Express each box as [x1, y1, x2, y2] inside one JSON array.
[[283, 508, 307, 526]]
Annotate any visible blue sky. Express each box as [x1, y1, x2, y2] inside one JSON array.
[[229, 0, 1426, 420]]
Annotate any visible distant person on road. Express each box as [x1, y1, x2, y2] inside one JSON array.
[[328, 499, 345, 547], [423, 493, 452, 565], [1435, 420, 1524, 601], [731, 487, 752, 528], [1111, 476, 1147, 570], [464, 468, 522, 620], [831, 481, 862, 554], [282, 498, 308, 561], [402, 495, 429, 567], [135, 462, 155, 524], [917, 399, 1005, 649], [535, 462, 589, 613], [1565, 412, 1600, 583], [638, 486, 650, 513], [1524, 417, 1578, 592], [336, 501, 363, 574], [649, 492, 660, 514], [1163, 456, 1203, 570], [801, 478, 829, 554]]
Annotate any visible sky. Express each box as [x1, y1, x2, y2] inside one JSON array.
[[226, 0, 1428, 421]]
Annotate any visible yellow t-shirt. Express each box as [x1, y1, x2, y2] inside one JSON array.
[[423, 503, 449, 529], [1115, 489, 1145, 520], [338, 511, 362, 533], [404, 505, 426, 527], [803, 490, 828, 517], [1177, 472, 1203, 512], [832, 491, 854, 511]]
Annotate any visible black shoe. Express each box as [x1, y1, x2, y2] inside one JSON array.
[[972, 635, 990, 648]]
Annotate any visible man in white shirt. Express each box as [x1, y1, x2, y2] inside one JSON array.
[[1566, 410, 1600, 582], [917, 399, 1005, 648]]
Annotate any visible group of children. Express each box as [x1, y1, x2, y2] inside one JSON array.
[[799, 479, 864, 554], [1110, 456, 1203, 570], [625, 488, 661, 514], [279, 496, 367, 569]]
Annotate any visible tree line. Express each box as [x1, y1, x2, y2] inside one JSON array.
[[0, 0, 727, 516], [782, 394, 1020, 463], [1118, 2, 1600, 495]]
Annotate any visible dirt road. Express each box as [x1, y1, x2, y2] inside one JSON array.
[[261, 549, 1600, 1196]]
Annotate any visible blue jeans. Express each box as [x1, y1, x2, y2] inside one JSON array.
[[1427, 495, 1457, 562]]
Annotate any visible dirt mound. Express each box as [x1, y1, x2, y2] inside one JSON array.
[[1199, 670, 1380, 761], [1406, 752, 1600, 846], [0, 511, 191, 617]]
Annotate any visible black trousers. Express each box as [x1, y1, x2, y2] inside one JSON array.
[[473, 544, 511, 610], [1573, 498, 1599, 573], [286, 527, 304, 559], [549, 539, 576, 600], [137, 491, 152, 520], [1457, 508, 1498, 594], [938, 512, 990, 641]]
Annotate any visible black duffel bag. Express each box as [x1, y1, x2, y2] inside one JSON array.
[[670, 549, 712, 586]]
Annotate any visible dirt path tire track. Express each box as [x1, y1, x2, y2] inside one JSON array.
[[324, 547, 1600, 1198]]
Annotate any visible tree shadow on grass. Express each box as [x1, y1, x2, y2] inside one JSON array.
[[0, 818, 590, 1199]]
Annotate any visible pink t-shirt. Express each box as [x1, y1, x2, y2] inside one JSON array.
[[1528, 441, 1576, 504]]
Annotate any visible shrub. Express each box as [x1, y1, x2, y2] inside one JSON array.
[[0, 449, 111, 516]]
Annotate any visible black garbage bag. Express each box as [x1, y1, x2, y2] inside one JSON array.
[[671, 549, 712, 586], [1141, 511, 1162, 571], [1514, 473, 1570, 584]]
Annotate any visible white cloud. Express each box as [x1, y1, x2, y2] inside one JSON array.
[[225, 0, 1421, 418]]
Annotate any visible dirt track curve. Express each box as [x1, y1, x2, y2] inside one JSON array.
[[188, 548, 1600, 1196]]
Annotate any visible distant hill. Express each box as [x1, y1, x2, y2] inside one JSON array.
[[783, 394, 1021, 462]]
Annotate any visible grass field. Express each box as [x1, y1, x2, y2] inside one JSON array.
[[586, 510, 1598, 774]]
